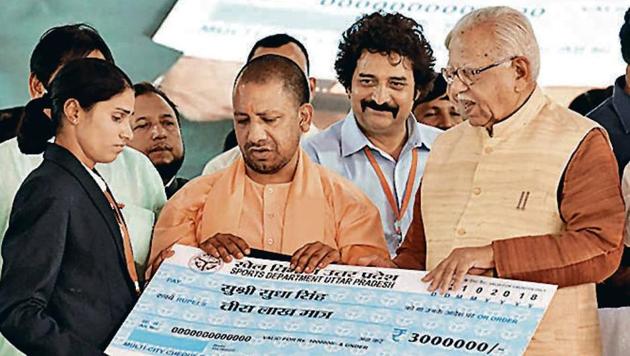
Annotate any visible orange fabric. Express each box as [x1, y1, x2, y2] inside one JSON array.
[[396, 129, 624, 287], [147, 149, 388, 277], [103, 189, 140, 294], [240, 179, 290, 252]]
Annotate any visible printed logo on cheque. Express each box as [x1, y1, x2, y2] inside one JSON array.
[[188, 252, 223, 273]]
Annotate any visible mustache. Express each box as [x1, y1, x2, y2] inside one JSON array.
[[454, 94, 475, 104], [360, 100, 399, 118], [148, 143, 173, 153], [244, 141, 275, 151]]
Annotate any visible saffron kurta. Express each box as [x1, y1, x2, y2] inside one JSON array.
[[148, 149, 389, 276]]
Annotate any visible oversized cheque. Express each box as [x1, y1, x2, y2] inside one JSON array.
[[107, 245, 556, 355]]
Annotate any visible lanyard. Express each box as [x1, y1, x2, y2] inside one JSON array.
[[99, 181, 140, 295], [363, 147, 418, 235], [93, 168, 140, 295], [103, 186, 141, 296]]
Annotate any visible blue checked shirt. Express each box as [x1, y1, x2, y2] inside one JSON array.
[[303, 112, 441, 255]]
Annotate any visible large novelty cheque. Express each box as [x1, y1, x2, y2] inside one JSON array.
[[107, 245, 556, 355]]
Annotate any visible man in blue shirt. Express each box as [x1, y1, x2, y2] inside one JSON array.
[[587, 7, 630, 308], [588, 8, 630, 176], [303, 12, 442, 255]]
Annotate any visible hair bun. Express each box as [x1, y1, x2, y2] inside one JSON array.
[[39, 92, 53, 107], [17, 96, 56, 154]]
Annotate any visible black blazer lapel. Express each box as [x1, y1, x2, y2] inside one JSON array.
[[43, 144, 128, 271]]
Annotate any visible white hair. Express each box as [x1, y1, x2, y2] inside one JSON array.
[[445, 6, 540, 80]]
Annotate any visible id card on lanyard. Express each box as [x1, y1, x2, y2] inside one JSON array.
[[363, 147, 418, 238]]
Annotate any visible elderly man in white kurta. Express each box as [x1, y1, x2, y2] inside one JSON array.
[[361, 6, 625, 355]]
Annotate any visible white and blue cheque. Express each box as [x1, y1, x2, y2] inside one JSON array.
[[106, 245, 556, 355]]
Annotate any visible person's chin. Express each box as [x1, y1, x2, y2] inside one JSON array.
[[246, 157, 279, 174], [250, 162, 274, 174], [365, 116, 403, 134], [149, 151, 174, 162], [98, 152, 120, 164], [460, 109, 476, 125], [151, 157, 174, 166], [467, 116, 489, 127]]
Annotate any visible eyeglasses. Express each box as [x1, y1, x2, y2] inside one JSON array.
[[441, 56, 517, 86]]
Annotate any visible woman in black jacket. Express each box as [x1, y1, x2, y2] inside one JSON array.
[[0, 58, 140, 355]]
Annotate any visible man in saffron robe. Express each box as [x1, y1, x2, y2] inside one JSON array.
[[147, 55, 388, 276]]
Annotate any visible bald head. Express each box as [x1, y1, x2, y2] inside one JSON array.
[[233, 54, 310, 107]]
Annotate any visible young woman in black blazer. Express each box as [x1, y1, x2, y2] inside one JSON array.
[[0, 58, 140, 355]]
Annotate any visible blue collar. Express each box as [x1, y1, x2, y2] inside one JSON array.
[[340, 111, 434, 158], [612, 75, 630, 134]]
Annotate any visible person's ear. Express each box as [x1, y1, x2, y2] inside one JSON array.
[[28, 73, 46, 99], [512, 56, 532, 93], [63, 98, 82, 125], [298, 103, 313, 133], [308, 77, 317, 101], [414, 88, 421, 101]]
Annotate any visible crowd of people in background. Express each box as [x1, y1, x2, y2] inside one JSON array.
[[0, 5, 629, 355]]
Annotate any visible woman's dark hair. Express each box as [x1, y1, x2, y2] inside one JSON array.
[[30, 23, 114, 88], [18, 58, 132, 154], [335, 12, 435, 99]]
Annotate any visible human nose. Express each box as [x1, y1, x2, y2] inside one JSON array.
[[121, 121, 133, 142], [372, 84, 391, 105], [441, 114, 456, 129], [448, 74, 468, 97], [150, 124, 167, 140], [247, 120, 268, 143]]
